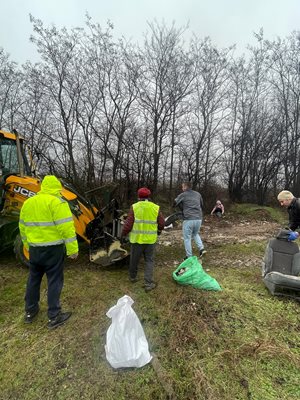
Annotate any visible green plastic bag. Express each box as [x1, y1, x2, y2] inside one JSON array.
[[172, 256, 222, 291]]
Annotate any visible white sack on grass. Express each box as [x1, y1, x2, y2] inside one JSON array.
[[105, 295, 152, 369]]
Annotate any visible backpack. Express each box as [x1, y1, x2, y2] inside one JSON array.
[[262, 229, 300, 299]]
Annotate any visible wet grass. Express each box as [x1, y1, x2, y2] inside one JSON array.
[[1, 224, 300, 399]]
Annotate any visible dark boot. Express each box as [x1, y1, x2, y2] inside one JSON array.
[[47, 311, 72, 329]]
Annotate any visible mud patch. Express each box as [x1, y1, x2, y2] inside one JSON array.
[[160, 217, 280, 247]]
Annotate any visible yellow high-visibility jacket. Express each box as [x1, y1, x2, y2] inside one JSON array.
[[130, 201, 159, 244], [19, 176, 78, 256]]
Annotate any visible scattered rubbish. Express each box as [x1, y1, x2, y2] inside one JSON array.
[[164, 223, 173, 230], [175, 267, 187, 276]]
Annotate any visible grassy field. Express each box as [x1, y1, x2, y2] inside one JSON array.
[[0, 206, 300, 400]]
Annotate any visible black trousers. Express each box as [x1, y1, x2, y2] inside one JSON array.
[[25, 244, 65, 319], [129, 243, 156, 284]]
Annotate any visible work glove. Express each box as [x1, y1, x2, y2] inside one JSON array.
[[288, 231, 299, 241]]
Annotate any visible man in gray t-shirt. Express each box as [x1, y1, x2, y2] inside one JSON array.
[[174, 182, 206, 258]]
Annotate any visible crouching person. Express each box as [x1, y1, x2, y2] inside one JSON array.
[[19, 175, 78, 329], [121, 187, 165, 291], [277, 190, 300, 241]]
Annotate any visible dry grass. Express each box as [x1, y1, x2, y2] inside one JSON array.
[[1, 209, 300, 399]]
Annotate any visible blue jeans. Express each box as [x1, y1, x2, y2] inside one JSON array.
[[182, 220, 204, 257]]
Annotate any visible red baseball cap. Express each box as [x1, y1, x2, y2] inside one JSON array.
[[137, 187, 151, 199]]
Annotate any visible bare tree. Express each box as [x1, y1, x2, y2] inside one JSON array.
[[29, 16, 84, 184], [181, 38, 231, 190], [135, 21, 195, 192], [223, 36, 276, 203], [0, 48, 24, 131], [265, 32, 300, 194]]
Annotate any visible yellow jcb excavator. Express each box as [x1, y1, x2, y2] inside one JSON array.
[[0, 129, 128, 267]]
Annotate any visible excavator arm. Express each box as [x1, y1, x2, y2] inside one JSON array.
[[61, 182, 129, 266]]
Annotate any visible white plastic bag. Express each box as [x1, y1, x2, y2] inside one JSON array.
[[105, 295, 152, 368]]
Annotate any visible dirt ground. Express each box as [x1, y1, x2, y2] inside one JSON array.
[[4, 213, 281, 270], [161, 216, 280, 244], [158, 215, 281, 268]]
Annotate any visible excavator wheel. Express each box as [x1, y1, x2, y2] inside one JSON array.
[[14, 234, 30, 268]]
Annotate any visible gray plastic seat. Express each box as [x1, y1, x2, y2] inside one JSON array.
[[262, 229, 300, 299]]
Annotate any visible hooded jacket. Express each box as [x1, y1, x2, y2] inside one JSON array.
[[19, 175, 78, 256], [288, 197, 300, 231]]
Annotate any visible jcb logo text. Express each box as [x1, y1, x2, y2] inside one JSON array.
[[13, 186, 36, 198]]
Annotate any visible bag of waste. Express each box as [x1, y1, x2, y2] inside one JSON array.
[[105, 295, 152, 369], [173, 256, 221, 291]]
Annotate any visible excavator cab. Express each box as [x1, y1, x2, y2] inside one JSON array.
[[0, 130, 32, 210], [0, 130, 34, 257], [0, 136, 22, 177], [0, 129, 129, 267]]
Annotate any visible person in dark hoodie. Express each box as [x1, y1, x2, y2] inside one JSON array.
[[121, 187, 165, 292], [277, 190, 300, 241], [19, 175, 78, 329]]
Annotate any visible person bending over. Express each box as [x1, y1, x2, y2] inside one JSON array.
[[210, 200, 224, 218], [277, 190, 300, 241]]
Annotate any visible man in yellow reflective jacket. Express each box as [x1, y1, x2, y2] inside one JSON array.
[[19, 175, 78, 329], [121, 187, 165, 291]]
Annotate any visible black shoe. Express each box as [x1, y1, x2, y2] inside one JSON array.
[[199, 249, 207, 257], [129, 277, 138, 283], [48, 311, 72, 330], [145, 282, 156, 292], [24, 308, 39, 324]]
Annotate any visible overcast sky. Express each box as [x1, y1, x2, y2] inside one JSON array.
[[1, 0, 300, 64]]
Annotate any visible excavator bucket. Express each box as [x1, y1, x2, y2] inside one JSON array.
[[86, 199, 129, 266], [90, 235, 128, 266]]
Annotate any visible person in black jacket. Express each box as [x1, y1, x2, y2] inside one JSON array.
[[277, 190, 300, 240]]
